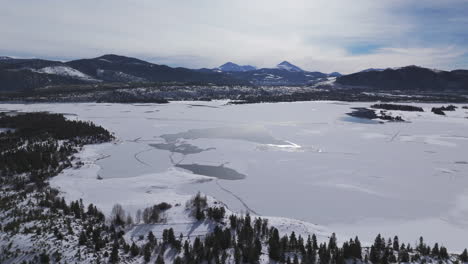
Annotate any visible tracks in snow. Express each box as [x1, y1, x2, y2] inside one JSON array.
[[215, 179, 259, 216], [132, 138, 257, 217], [133, 148, 154, 166]]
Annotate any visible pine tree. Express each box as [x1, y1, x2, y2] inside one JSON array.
[[418, 236, 425, 253], [335, 248, 345, 264], [354, 236, 362, 259], [253, 237, 262, 262], [370, 245, 380, 264], [183, 240, 191, 261], [268, 228, 281, 261], [312, 234, 318, 250], [294, 255, 300, 264], [167, 228, 176, 245], [439, 246, 448, 259], [305, 235, 317, 264], [126, 214, 134, 226], [460, 249, 468, 262], [290, 231, 298, 251], [234, 244, 241, 264], [109, 242, 119, 263], [392, 236, 399, 251], [230, 214, 238, 230], [39, 251, 50, 264], [195, 206, 204, 220], [374, 234, 384, 250], [174, 256, 183, 264], [143, 244, 152, 262], [400, 243, 406, 251], [136, 209, 142, 224], [387, 252, 397, 263], [130, 242, 140, 257], [156, 254, 165, 264], [78, 231, 87, 246], [399, 250, 410, 262], [382, 248, 390, 264], [147, 231, 155, 241], [329, 233, 337, 250], [432, 243, 440, 257]]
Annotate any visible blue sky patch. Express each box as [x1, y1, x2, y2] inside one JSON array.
[[347, 44, 382, 55]]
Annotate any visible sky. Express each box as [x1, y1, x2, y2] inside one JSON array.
[[0, 0, 467, 74]]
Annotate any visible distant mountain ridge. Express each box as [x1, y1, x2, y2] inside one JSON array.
[[276, 61, 303, 72], [1, 54, 466, 92], [212, 60, 338, 85], [216, 62, 256, 72], [328, 72, 342, 77], [0, 55, 340, 91], [337, 65, 468, 90], [0, 54, 247, 92], [360, 68, 386, 73]]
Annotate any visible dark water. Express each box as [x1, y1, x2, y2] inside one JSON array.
[[176, 163, 246, 180], [160, 126, 287, 145], [152, 126, 285, 180], [149, 143, 214, 155], [343, 108, 381, 124], [341, 116, 381, 124], [188, 104, 219, 108]]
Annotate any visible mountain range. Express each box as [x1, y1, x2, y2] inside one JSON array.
[[336, 65, 468, 91], [0, 54, 249, 92], [215, 62, 257, 72], [0, 54, 467, 92], [207, 60, 339, 86]]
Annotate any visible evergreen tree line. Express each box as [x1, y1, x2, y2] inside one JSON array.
[[371, 104, 424, 112], [0, 112, 113, 142], [431, 105, 457, 115], [368, 234, 453, 264], [109, 202, 173, 226], [0, 112, 114, 185], [0, 187, 113, 263], [3, 186, 468, 264], [96, 210, 468, 264]]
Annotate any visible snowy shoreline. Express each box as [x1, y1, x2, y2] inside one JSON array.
[[50, 142, 333, 245]]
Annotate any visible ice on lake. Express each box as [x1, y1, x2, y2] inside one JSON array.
[[2, 101, 468, 250]]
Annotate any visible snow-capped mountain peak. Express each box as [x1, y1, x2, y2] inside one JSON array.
[[328, 72, 342, 77], [0, 56, 12, 60], [217, 62, 256, 72], [276, 61, 303, 72]]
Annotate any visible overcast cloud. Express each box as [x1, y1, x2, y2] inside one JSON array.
[[0, 0, 467, 73]]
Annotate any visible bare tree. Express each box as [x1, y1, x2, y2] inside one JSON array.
[[126, 213, 134, 226], [135, 209, 142, 224], [110, 204, 126, 225]]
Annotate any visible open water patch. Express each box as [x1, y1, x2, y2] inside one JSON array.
[[176, 163, 246, 180]]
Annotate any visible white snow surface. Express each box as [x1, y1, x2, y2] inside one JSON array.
[[36, 66, 99, 82], [2, 101, 468, 251], [276, 61, 303, 72]]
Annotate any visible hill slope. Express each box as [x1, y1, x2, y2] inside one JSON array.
[[0, 55, 247, 92], [337, 66, 468, 91]]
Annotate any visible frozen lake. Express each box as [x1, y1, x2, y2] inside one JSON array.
[[2, 101, 468, 250]]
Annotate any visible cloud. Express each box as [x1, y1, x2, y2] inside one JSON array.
[[0, 0, 466, 73], [298, 45, 468, 73]]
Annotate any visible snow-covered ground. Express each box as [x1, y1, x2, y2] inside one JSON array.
[[1, 101, 468, 251], [35, 66, 100, 82]]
